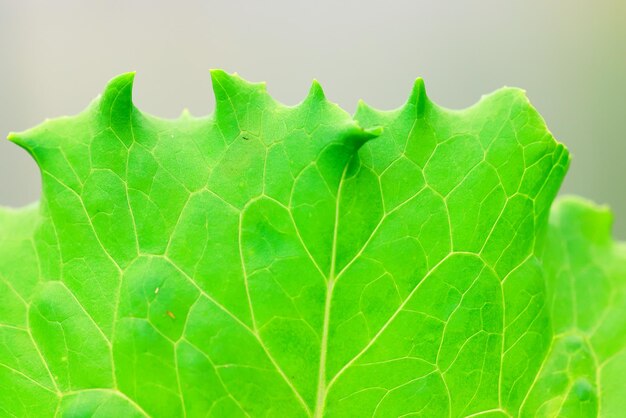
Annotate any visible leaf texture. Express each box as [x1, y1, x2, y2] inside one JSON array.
[[0, 72, 623, 417]]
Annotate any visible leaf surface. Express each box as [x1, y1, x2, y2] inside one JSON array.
[[0, 72, 623, 417]]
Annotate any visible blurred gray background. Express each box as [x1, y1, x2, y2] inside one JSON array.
[[1, 0, 625, 237]]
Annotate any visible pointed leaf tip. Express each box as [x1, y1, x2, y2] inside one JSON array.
[[6, 128, 41, 154], [405, 77, 428, 115], [98, 73, 137, 146], [6, 132, 31, 153], [340, 122, 382, 150], [210, 69, 267, 103], [7, 132, 21, 145], [364, 125, 383, 137], [100, 72, 136, 123], [209, 68, 229, 83], [355, 99, 375, 118], [307, 79, 326, 101], [101, 72, 135, 104]]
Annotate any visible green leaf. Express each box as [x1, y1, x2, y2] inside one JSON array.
[[0, 71, 623, 417], [522, 197, 626, 417]]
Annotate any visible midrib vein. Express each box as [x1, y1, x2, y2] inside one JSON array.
[[313, 164, 349, 418], [314, 275, 335, 417]]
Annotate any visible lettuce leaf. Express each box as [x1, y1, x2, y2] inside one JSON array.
[[0, 72, 622, 417]]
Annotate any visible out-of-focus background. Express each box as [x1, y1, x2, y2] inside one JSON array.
[[1, 0, 625, 236]]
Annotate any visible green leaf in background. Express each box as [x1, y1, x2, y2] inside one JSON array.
[[524, 197, 626, 417], [0, 72, 623, 417]]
